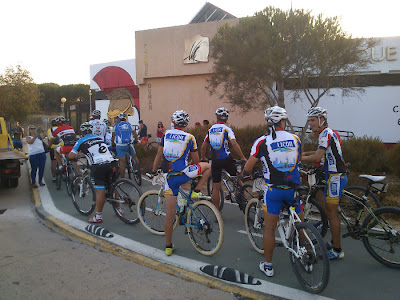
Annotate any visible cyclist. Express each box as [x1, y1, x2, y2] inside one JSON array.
[[50, 116, 78, 173], [200, 107, 247, 210], [301, 107, 348, 260], [112, 113, 139, 178], [152, 110, 211, 256], [243, 106, 301, 277], [68, 122, 116, 223], [89, 110, 107, 141], [103, 118, 113, 148], [47, 118, 63, 181]]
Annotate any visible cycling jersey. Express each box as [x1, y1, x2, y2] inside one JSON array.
[[89, 119, 107, 139], [161, 129, 197, 172], [113, 121, 134, 145], [318, 127, 346, 174], [204, 122, 235, 160], [52, 125, 77, 146], [105, 127, 113, 146], [47, 126, 63, 149], [250, 128, 301, 186], [71, 134, 114, 166]]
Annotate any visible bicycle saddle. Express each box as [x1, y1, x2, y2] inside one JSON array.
[[359, 174, 386, 182]]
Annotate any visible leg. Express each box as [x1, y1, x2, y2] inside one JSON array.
[[212, 181, 222, 209], [325, 203, 341, 248], [55, 149, 62, 167], [194, 162, 211, 191], [315, 189, 325, 211], [95, 189, 107, 214], [164, 194, 177, 247], [263, 211, 279, 263], [29, 154, 39, 185], [119, 156, 126, 178], [38, 152, 46, 184]]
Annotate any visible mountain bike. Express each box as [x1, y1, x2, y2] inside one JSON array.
[[137, 171, 224, 256], [71, 161, 143, 224], [125, 142, 142, 186], [206, 159, 256, 212], [244, 194, 330, 294], [55, 154, 78, 196]]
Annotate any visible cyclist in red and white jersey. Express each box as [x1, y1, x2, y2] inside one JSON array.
[[301, 107, 348, 260]]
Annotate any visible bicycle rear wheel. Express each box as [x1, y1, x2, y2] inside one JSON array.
[[131, 156, 142, 186], [71, 175, 96, 216], [137, 190, 178, 235], [66, 163, 77, 196], [362, 206, 400, 268], [244, 198, 264, 254], [303, 198, 329, 238], [206, 176, 224, 211], [55, 164, 62, 190], [111, 178, 143, 224], [186, 200, 224, 256], [289, 222, 330, 294], [238, 184, 259, 213]]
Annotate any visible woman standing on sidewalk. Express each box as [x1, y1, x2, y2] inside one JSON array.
[[26, 125, 46, 188]]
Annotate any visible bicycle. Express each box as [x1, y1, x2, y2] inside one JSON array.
[[137, 171, 224, 256], [71, 160, 143, 224], [125, 142, 142, 186], [145, 134, 159, 150], [55, 153, 78, 196], [244, 192, 330, 294], [206, 159, 256, 212]]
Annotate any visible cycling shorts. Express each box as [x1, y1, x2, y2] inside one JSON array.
[[90, 162, 116, 190], [165, 164, 201, 196], [262, 186, 300, 215], [116, 144, 136, 158], [49, 148, 55, 161], [324, 173, 348, 205], [56, 145, 73, 155], [211, 156, 237, 183]]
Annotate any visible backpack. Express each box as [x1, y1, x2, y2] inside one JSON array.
[[115, 122, 132, 144]]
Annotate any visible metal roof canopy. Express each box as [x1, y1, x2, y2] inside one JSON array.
[[189, 2, 236, 24]]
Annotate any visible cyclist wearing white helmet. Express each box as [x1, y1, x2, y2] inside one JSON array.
[[47, 118, 63, 181], [103, 118, 113, 147], [200, 107, 247, 210], [112, 112, 139, 178], [68, 122, 115, 223], [152, 110, 211, 256], [301, 106, 347, 260], [88, 110, 107, 140], [243, 106, 302, 278]]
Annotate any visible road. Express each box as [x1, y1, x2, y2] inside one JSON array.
[[39, 160, 400, 300], [0, 163, 237, 300]]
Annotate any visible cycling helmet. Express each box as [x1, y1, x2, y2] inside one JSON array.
[[171, 110, 190, 127], [264, 106, 288, 124], [306, 107, 327, 119], [118, 112, 127, 120], [92, 109, 101, 118], [51, 118, 57, 126], [56, 116, 66, 124], [80, 122, 93, 134], [103, 119, 110, 125], [216, 107, 229, 120]]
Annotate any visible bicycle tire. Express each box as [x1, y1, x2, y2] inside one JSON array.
[[238, 184, 259, 213], [137, 189, 178, 235], [125, 153, 133, 180], [55, 164, 62, 190], [71, 175, 96, 216], [289, 222, 330, 294], [132, 156, 142, 186], [244, 198, 264, 254], [206, 176, 224, 211], [303, 198, 329, 238], [186, 200, 224, 256], [111, 178, 143, 224], [66, 163, 77, 196], [361, 206, 400, 268], [345, 186, 381, 209]]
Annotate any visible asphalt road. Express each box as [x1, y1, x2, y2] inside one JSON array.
[[39, 159, 400, 300]]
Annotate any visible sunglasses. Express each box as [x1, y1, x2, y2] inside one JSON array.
[[30, 128, 37, 130]]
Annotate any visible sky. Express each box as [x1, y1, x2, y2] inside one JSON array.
[[1, 0, 398, 85]]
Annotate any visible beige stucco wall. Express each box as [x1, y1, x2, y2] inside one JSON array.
[[135, 19, 265, 141]]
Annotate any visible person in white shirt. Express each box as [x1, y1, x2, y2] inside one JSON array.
[[26, 125, 46, 188]]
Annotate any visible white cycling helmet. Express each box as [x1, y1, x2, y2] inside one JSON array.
[[118, 112, 127, 120], [56, 116, 66, 124], [306, 107, 327, 119], [216, 107, 229, 120], [80, 122, 93, 134], [103, 119, 110, 125], [92, 109, 101, 118], [264, 106, 288, 124], [172, 110, 190, 127]]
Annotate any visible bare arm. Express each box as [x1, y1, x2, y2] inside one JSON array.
[[243, 155, 258, 177], [68, 151, 77, 160], [231, 139, 247, 161], [200, 140, 208, 161], [190, 150, 200, 165], [301, 148, 325, 164], [26, 132, 39, 144], [152, 146, 164, 173]]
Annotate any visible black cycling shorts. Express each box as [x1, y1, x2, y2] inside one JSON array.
[[90, 163, 116, 188], [49, 148, 55, 161], [211, 156, 237, 183]]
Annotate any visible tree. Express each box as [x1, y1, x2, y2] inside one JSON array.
[[0, 65, 40, 123], [207, 7, 377, 136]]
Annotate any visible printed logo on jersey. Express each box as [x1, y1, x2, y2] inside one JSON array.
[[120, 123, 130, 130], [165, 133, 186, 143], [187, 164, 198, 173], [210, 127, 223, 134], [270, 140, 295, 153]]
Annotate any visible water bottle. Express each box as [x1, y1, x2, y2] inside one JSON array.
[[177, 192, 187, 208]]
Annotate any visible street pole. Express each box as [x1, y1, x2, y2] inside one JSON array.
[[61, 97, 66, 116], [89, 89, 92, 113]]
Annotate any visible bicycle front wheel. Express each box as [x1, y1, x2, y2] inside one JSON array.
[[244, 198, 264, 254], [362, 206, 400, 268], [71, 175, 96, 216], [289, 222, 330, 294], [132, 156, 142, 186], [186, 200, 224, 256], [111, 178, 143, 224], [137, 189, 178, 235], [303, 198, 329, 238]]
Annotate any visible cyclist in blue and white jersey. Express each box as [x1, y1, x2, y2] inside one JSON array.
[[152, 110, 211, 256], [301, 107, 348, 260], [112, 113, 139, 178], [200, 107, 247, 210], [68, 122, 116, 223], [243, 106, 301, 277], [89, 110, 107, 141]]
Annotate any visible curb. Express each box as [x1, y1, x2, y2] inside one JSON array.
[[27, 166, 270, 300]]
